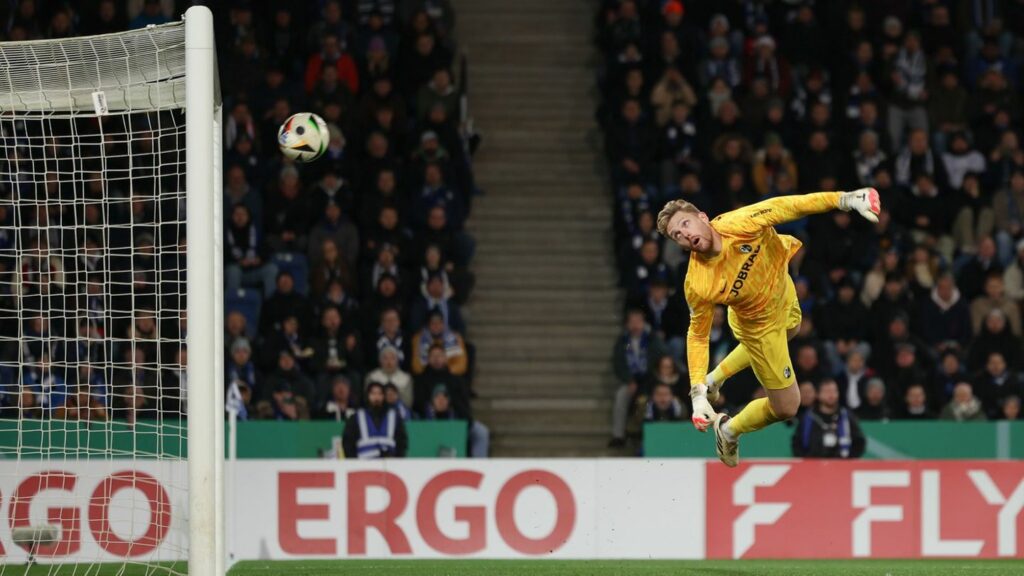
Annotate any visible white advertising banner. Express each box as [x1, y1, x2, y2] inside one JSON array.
[[0, 459, 706, 562], [228, 459, 706, 559], [0, 460, 190, 563]]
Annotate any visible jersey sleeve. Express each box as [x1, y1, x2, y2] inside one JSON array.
[[713, 192, 842, 236], [684, 280, 713, 387]]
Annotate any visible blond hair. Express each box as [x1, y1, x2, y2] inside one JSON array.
[[656, 199, 700, 237]]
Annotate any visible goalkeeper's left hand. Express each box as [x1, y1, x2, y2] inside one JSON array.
[[839, 187, 881, 223]]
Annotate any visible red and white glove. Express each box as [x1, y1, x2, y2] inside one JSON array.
[[690, 384, 717, 432], [839, 187, 881, 223]]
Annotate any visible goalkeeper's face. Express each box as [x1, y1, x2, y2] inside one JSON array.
[[665, 210, 715, 254]]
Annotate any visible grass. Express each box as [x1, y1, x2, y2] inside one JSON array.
[[9, 560, 1023, 576], [224, 560, 1024, 576]]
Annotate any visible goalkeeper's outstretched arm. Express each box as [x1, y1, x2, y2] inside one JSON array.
[[715, 188, 881, 236], [684, 289, 717, 431]]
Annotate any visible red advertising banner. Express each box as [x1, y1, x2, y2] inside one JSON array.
[[706, 460, 1024, 559]]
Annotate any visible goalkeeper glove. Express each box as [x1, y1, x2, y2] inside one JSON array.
[[690, 384, 717, 432], [839, 187, 881, 223]]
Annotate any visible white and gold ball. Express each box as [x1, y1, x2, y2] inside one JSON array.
[[277, 112, 329, 163]]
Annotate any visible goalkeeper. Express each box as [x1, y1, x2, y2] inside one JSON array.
[[657, 189, 880, 466]]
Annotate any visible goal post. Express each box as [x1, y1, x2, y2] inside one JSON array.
[[0, 5, 223, 575], [185, 6, 222, 576]]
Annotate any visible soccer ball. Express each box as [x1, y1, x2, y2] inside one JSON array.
[[277, 112, 329, 163]]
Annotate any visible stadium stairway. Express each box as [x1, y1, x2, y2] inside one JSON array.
[[455, 0, 623, 456]]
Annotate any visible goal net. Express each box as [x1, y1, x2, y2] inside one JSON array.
[[0, 7, 222, 575]]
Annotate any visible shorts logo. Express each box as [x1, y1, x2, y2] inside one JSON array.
[[783, 367, 792, 379], [740, 244, 752, 253]]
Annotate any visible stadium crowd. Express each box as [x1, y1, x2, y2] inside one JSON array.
[[599, 0, 1024, 448], [0, 0, 488, 457]]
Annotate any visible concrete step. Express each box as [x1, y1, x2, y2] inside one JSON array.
[[488, 433, 619, 457], [475, 358, 614, 376], [474, 375, 617, 394], [470, 323, 619, 341], [474, 344, 613, 363], [471, 287, 619, 303]]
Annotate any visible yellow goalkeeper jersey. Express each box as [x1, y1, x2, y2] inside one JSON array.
[[684, 192, 842, 385]]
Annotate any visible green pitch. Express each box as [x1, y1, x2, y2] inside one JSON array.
[[224, 560, 1024, 575], [13, 559, 1024, 576]]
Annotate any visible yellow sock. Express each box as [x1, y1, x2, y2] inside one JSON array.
[[710, 344, 751, 384], [726, 397, 782, 437]]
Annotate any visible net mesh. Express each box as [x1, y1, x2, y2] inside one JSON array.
[[0, 22, 193, 574]]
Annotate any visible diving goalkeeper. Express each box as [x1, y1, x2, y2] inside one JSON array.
[[657, 189, 880, 466]]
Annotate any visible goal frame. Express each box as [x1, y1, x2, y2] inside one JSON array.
[[184, 6, 224, 576]]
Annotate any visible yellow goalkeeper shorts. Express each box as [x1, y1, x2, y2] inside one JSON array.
[[726, 276, 801, 390]]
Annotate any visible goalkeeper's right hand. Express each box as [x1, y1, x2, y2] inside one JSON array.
[[839, 187, 881, 223], [690, 384, 717, 432]]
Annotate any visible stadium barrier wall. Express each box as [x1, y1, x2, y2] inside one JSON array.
[[0, 419, 469, 459], [2, 459, 1023, 563], [645, 421, 1024, 459]]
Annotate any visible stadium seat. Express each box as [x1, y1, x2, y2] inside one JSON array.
[[225, 288, 262, 339], [272, 252, 310, 296]]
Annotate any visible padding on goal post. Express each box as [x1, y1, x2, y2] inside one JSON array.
[[0, 6, 223, 576]]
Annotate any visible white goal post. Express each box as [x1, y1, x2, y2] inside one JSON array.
[[0, 6, 223, 576]]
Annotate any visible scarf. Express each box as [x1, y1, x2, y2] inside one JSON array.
[[226, 380, 248, 420], [376, 331, 405, 363], [623, 330, 650, 376], [226, 223, 258, 262], [418, 329, 460, 366]]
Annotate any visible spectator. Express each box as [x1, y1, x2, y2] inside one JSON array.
[[969, 276, 1022, 337], [304, 33, 359, 95], [409, 271, 465, 334], [416, 68, 458, 121], [365, 346, 413, 409], [940, 382, 987, 421], [959, 237, 1003, 301], [886, 32, 929, 150], [934, 349, 970, 404], [951, 172, 994, 254], [310, 238, 356, 299], [130, 0, 169, 29], [384, 382, 413, 421], [411, 310, 468, 377], [941, 132, 987, 190], [308, 200, 360, 272], [855, 377, 891, 422], [1000, 396, 1021, 421], [918, 273, 972, 350], [415, 344, 470, 416], [898, 383, 936, 420], [895, 129, 947, 189], [312, 306, 362, 386], [751, 133, 797, 197], [342, 381, 408, 458], [992, 170, 1024, 261], [610, 309, 667, 447], [928, 67, 969, 151], [643, 382, 686, 422], [261, 273, 315, 337], [225, 204, 278, 298], [973, 352, 1024, 418], [226, 338, 262, 405], [265, 166, 313, 253], [792, 379, 866, 458], [837, 350, 872, 411], [318, 374, 357, 421], [423, 384, 490, 458], [21, 353, 67, 419], [264, 350, 314, 421]]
